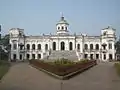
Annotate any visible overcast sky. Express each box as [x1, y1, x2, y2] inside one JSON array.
[[0, 0, 120, 37]]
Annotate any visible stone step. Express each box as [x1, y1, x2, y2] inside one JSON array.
[[48, 50, 78, 61]]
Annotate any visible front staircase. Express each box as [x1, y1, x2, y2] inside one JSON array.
[[48, 50, 78, 61]]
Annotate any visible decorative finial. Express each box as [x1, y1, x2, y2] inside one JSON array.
[[60, 12, 64, 20], [60, 12, 63, 17]]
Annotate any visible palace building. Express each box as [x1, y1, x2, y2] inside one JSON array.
[[9, 15, 116, 62]]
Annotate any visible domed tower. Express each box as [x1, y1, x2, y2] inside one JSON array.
[[56, 15, 69, 35]]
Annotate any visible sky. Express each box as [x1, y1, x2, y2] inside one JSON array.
[[0, 0, 120, 37]]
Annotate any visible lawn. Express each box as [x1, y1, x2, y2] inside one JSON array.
[[0, 60, 10, 80], [114, 62, 120, 76]]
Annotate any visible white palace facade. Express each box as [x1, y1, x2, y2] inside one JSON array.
[[9, 15, 116, 62]]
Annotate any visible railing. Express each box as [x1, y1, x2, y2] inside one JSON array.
[[84, 49, 100, 52]]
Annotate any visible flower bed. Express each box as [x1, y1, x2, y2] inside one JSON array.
[[29, 59, 97, 79]]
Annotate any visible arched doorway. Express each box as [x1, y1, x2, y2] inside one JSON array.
[[61, 42, 65, 50], [77, 44, 80, 51], [45, 44, 48, 51], [53, 42, 56, 50], [69, 42, 73, 50]]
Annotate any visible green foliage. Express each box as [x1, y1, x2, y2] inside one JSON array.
[[0, 60, 10, 80], [0, 34, 10, 60], [78, 59, 89, 63], [114, 63, 120, 76], [54, 58, 75, 65], [0, 34, 9, 46], [115, 38, 120, 54]]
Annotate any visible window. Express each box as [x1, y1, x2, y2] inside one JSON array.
[[32, 44, 35, 50], [77, 44, 80, 50], [45, 44, 48, 50], [9, 44, 11, 50], [13, 44, 17, 50], [38, 44, 41, 50], [20, 45, 23, 50], [61, 26, 64, 30], [84, 44, 88, 50], [96, 44, 99, 50], [65, 27, 67, 30], [104, 54, 106, 60], [58, 27, 60, 30], [109, 43, 112, 49], [103, 31, 107, 35], [69, 42, 73, 50], [103, 45, 106, 50], [90, 44, 93, 50], [26, 44, 30, 50]]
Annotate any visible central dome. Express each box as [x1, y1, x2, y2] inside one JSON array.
[[56, 16, 69, 25]]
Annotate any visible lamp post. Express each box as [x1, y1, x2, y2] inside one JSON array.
[[60, 81, 63, 90], [0, 25, 2, 60]]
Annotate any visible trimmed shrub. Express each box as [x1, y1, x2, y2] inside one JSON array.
[[114, 63, 120, 76]]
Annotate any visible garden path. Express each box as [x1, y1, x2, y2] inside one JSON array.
[[0, 62, 120, 90]]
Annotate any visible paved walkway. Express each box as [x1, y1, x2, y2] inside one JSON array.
[[0, 62, 120, 90]]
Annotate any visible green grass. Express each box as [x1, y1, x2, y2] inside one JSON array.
[[0, 60, 10, 80], [114, 62, 120, 76]]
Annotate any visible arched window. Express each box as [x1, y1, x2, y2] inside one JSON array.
[[90, 44, 93, 50], [45, 44, 48, 50], [32, 44, 35, 50], [65, 27, 67, 30], [96, 44, 99, 50], [13, 44, 17, 50], [37, 44, 41, 50], [58, 27, 60, 30], [77, 44, 80, 50], [84, 44, 88, 50], [103, 31, 107, 36], [9, 44, 11, 50], [61, 26, 64, 30], [69, 42, 73, 50], [61, 42, 65, 50], [109, 43, 112, 49], [53, 42, 56, 50], [26, 44, 30, 50]]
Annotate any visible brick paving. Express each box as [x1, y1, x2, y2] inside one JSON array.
[[0, 62, 120, 90]]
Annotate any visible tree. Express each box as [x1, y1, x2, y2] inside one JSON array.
[[0, 34, 10, 60], [116, 38, 120, 54], [115, 37, 120, 60]]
